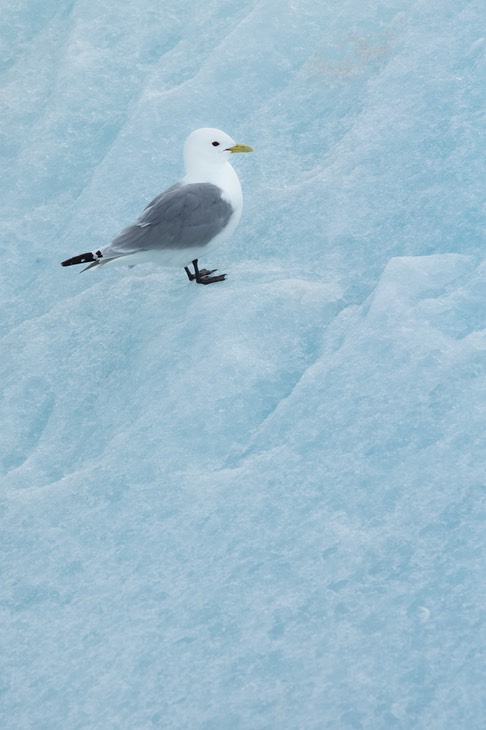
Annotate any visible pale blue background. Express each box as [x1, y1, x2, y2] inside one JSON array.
[[1, 1, 485, 728]]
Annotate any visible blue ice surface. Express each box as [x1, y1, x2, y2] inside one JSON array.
[[1, 0, 485, 728]]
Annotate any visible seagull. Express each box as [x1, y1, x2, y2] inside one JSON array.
[[61, 127, 253, 284]]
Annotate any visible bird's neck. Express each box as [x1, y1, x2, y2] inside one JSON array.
[[183, 161, 243, 209], [183, 160, 237, 188]]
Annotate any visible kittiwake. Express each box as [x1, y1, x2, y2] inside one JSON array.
[[61, 127, 253, 284]]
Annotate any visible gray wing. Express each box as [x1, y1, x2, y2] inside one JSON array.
[[103, 183, 234, 258]]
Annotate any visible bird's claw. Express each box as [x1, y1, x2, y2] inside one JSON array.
[[197, 273, 226, 285], [185, 260, 226, 285]]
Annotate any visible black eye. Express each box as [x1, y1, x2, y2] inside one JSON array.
[[212, 141, 220, 147]]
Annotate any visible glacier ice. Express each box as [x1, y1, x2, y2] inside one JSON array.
[[1, 1, 485, 728]]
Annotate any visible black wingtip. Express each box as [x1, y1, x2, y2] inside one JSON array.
[[61, 251, 103, 267]]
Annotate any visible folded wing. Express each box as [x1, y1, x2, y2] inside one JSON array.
[[103, 183, 234, 260]]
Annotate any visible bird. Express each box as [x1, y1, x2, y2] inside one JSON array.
[[61, 127, 253, 284]]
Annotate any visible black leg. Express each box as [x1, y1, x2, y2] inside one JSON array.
[[184, 259, 226, 285], [184, 263, 196, 281]]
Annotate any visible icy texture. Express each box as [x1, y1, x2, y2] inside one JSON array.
[[1, 1, 485, 728]]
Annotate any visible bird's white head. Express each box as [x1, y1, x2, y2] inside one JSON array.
[[183, 127, 253, 180]]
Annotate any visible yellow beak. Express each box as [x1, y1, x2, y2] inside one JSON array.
[[226, 143, 253, 153]]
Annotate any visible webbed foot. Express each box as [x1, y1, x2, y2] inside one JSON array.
[[184, 259, 226, 285]]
